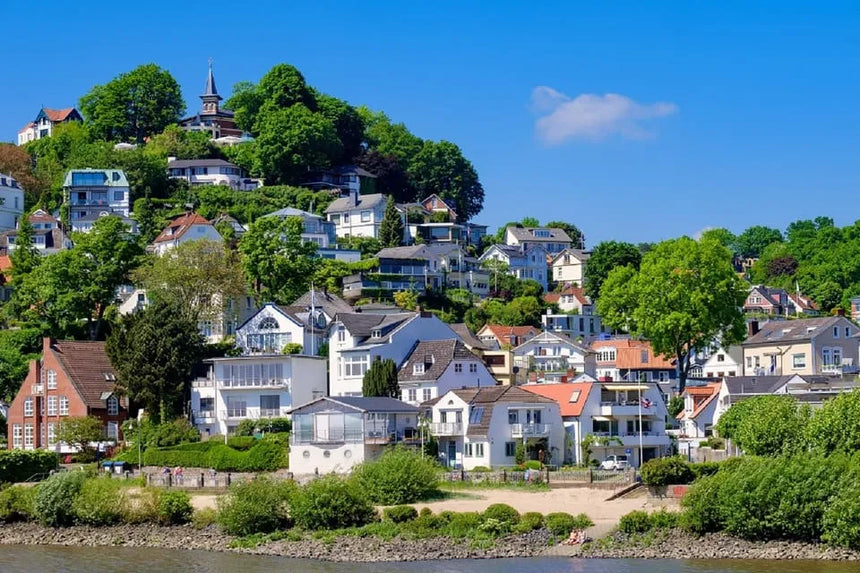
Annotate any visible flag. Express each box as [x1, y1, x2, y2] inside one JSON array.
[[641, 398, 652, 409]]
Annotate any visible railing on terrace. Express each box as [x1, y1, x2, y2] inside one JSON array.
[[218, 378, 289, 389], [510, 423, 551, 438], [441, 467, 635, 486], [429, 422, 463, 435], [221, 408, 247, 419]]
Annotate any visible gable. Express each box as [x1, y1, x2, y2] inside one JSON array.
[[236, 304, 303, 334]]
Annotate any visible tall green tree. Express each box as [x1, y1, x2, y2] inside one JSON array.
[[79, 64, 185, 143], [584, 241, 642, 300], [315, 93, 365, 163], [700, 228, 736, 251], [715, 395, 808, 456], [9, 215, 41, 277], [106, 300, 204, 422], [734, 225, 783, 258], [597, 237, 747, 391], [358, 107, 424, 169], [57, 416, 105, 457], [379, 196, 404, 248], [362, 358, 399, 397], [408, 140, 484, 221], [353, 149, 412, 202], [239, 216, 318, 303], [545, 220, 585, 249]]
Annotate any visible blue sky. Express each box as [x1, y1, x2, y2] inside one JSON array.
[[4, 1, 860, 245]]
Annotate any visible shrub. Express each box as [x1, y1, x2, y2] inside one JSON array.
[[619, 510, 652, 534], [442, 511, 484, 538], [234, 417, 292, 437], [158, 490, 193, 525], [524, 460, 541, 470], [33, 471, 86, 527], [244, 440, 288, 471], [545, 512, 592, 536], [514, 443, 526, 465], [142, 439, 288, 471], [352, 446, 440, 504], [72, 478, 125, 526], [514, 512, 544, 533], [680, 471, 728, 534], [0, 450, 58, 483], [479, 517, 509, 536], [192, 507, 218, 530], [124, 418, 200, 449], [291, 475, 377, 531], [650, 508, 680, 530], [226, 436, 257, 450], [383, 505, 418, 523], [822, 476, 860, 549], [471, 466, 491, 472], [690, 461, 721, 480], [122, 488, 161, 524], [217, 476, 295, 536], [640, 456, 695, 486], [482, 503, 520, 526], [0, 485, 36, 522]]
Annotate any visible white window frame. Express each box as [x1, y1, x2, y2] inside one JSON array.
[[475, 443, 484, 457], [12, 424, 22, 448], [360, 210, 371, 223], [343, 354, 370, 378], [47, 396, 57, 416], [47, 423, 56, 446], [47, 369, 57, 389], [422, 388, 432, 402], [107, 395, 119, 416], [792, 353, 806, 369], [23, 397, 33, 417], [24, 424, 34, 448], [408, 388, 417, 403], [59, 395, 69, 416]]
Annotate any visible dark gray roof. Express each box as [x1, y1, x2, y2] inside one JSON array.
[[168, 158, 238, 169], [325, 193, 386, 213], [449, 323, 491, 350], [744, 317, 845, 345], [337, 312, 417, 343], [722, 376, 793, 395], [506, 226, 573, 243], [203, 62, 219, 97], [377, 244, 461, 261], [424, 386, 556, 437], [552, 248, 590, 263], [327, 396, 418, 413], [398, 340, 479, 383], [291, 288, 353, 318]]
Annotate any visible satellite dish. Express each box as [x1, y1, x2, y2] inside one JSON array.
[[513, 366, 520, 374]]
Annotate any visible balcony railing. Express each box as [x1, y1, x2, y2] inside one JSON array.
[[429, 422, 463, 435], [510, 423, 551, 438], [193, 410, 216, 421], [291, 426, 418, 445], [217, 378, 289, 389], [222, 408, 247, 419]]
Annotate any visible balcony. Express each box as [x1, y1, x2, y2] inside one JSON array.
[[291, 425, 419, 446], [217, 378, 289, 390], [220, 406, 290, 420], [222, 408, 247, 419], [193, 410, 216, 422], [429, 422, 463, 436], [510, 423, 551, 438], [600, 402, 647, 417]]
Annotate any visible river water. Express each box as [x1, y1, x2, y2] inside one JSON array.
[[1, 546, 858, 573]]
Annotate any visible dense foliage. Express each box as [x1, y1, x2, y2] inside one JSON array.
[[361, 358, 400, 398], [290, 475, 377, 531], [33, 471, 86, 527], [0, 450, 58, 484], [131, 437, 288, 472], [352, 447, 441, 504]]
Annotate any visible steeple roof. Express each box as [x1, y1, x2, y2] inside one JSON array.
[[202, 59, 222, 101]]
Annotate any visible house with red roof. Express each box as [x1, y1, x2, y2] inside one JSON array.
[[591, 338, 679, 400], [7, 338, 127, 452], [675, 382, 722, 456], [17, 107, 83, 145], [149, 211, 222, 255], [475, 324, 539, 349], [544, 286, 592, 314]]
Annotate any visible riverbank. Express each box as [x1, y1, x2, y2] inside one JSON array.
[[578, 529, 860, 561], [0, 522, 552, 562]]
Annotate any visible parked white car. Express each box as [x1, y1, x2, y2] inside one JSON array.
[[600, 455, 629, 471]]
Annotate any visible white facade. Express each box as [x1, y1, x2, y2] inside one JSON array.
[[150, 221, 223, 255], [512, 331, 596, 383], [397, 341, 497, 406], [63, 169, 131, 227], [0, 174, 24, 232], [551, 249, 588, 285], [504, 227, 572, 254], [702, 347, 743, 378], [190, 354, 327, 436], [328, 313, 463, 396], [325, 190, 388, 239], [167, 158, 261, 191], [235, 303, 327, 355], [479, 244, 549, 291]]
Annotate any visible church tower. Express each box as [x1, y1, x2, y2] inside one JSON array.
[[201, 59, 222, 116]]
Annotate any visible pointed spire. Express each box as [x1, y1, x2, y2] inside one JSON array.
[[202, 58, 221, 100]]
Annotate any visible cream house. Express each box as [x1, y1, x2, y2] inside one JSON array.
[[551, 248, 589, 285], [742, 317, 860, 377]]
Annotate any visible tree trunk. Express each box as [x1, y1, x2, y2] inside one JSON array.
[[677, 350, 687, 394]]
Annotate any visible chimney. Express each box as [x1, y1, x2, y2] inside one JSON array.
[[748, 320, 760, 337], [836, 308, 846, 317], [167, 156, 177, 164], [349, 187, 359, 207]]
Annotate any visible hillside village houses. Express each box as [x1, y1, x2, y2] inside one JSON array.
[[476, 324, 539, 349], [504, 226, 573, 254], [397, 339, 497, 406], [450, 323, 517, 386], [264, 207, 361, 262], [167, 157, 261, 191], [325, 189, 389, 239], [148, 211, 222, 255], [17, 107, 83, 145], [424, 386, 564, 470], [512, 330, 596, 384], [551, 248, 589, 285], [178, 62, 243, 139], [674, 382, 722, 457], [1, 209, 72, 255], [479, 243, 549, 292], [64, 169, 131, 230], [0, 174, 24, 232], [701, 347, 743, 379], [744, 285, 821, 316]]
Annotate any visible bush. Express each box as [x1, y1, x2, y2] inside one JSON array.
[[0, 450, 58, 483], [545, 512, 593, 536], [640, 457, 695, 486], [619, 510, 653, 534], [822, 476, 860, 549], [33, 471, 86, 527], [158, 490, 193, 525], [290, 475, 377, 531], [122, 488, 161, 524], [482, 503, 520, 526], [72, 478, 125, 526], [650, 508, 680, 530], [0, 485, 36, 522], [192, 507, 218, 530], [690, 461, 721, 480], [124, 418, 200, 449], [142, 439, 288, 471], [383, 505, 418, 523], [352, 447, 440, 505], [514, 512, 544, 533], [441, 511, 484, 538], [523, 460, 542, 470], [226, 436, 257, 450], [234, 417, 292, 437], [217, 476, 295, 536]]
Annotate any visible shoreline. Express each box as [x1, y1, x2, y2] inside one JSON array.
[[3, 523, 860, 562]]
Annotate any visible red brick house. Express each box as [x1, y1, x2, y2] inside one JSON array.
[[6, 338, 127, 451]]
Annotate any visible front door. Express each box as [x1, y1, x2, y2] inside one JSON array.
[[447, 440, 457, 468]]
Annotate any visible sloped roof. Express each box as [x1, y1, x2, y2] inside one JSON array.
[[787, 293, 820, 312], [551, 248, 590, 264], [51, 340, 119, 409], [481, 324, 539, 343], [152, 212, 213, 244], [337, 312, 417, 343], [63, 169, 128, 188], [428, 386, 556, 437], [18, 122, 35, 134], [544, 287, 590, 306], [291, 396, 417, 414], [506, 226, 573, 243], [266, 207, 324, 220], [449, 323, 491, 350], [744, 316, 844, 345], [291, 288, 353, 318], [41, 107, 80, 122], [398, 339, 478, 383], [591, 338, 675, 369], [376, 243, 461, 260], [521, 382, 593, 417], [721, 376, 793, 395], [678, 382, 721, 420], [168, 158, 238, 169], [514, 330, 592, 355], [325, 193, 385, 213]]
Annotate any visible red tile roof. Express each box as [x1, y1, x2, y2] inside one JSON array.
[[43, 108, 78, 122], [152, 212, 212, 243], [521, 382, 593, 417], [481, 324, 538, 343], [18, 122, 35, 134], [544, 287, 590, 306], [0, 256, 12, 274], [51, 340, 120, 409], [591, 339, 675, 369], [677, 382, 721, 421]]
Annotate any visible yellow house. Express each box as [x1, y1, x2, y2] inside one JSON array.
[[450, 323, 515, 385], [742, 316, 859, 377]]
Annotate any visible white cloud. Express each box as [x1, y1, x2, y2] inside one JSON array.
[[531, 87, 678, 145]]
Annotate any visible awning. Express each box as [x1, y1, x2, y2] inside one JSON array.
[[601, 384, 647, 391], [592, 416, 613, 422]]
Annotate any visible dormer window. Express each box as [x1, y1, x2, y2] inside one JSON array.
[[413, 363, 425, 375], [371, 328, 382, 338], [107, 395, 118, 415]]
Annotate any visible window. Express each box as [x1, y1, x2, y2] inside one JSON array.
[[24, 424, 34, 448], [469, 363, 478, 373], [408, 388, 417, 402], [258, 316, 279, 329], [24, 397, 33, 417], [505, 442, 516, 457], [834, 327, 840, 338], [640, 350, 649, 364], [59, 396, 69, 416], [47, 369, 57, 389], [343, 354, 370, 377], [192, 167, 208, 175], [746, 356, 752, 368], [833, 347, 843, 366], [659, 371, 669, 382], [413, 363, 425, 375], [113, 191, 124, 201], [260, 395, 280, 415], [12, 424, 22, 448], [330, 214, 341, 225], [823, 348, 832, 366], [464, 443, 473, 457], [107, 422, 119, 440], [199, 397, 214, 413], [423, 388, 432, 402], [47, 423, 56, 446], [468, 406, 484, 424], [107, 396, 119, 416], [475, 443, 484, 457], [454, 363, 463, 373], [717, 354, 725, 362], [47, 396, 57, 416], [847, 327, 852, 337], [337, 327, 345, 343], [792, 353, 807, 369], [360, 210, 371, 222], [508, 410, 518, 424]]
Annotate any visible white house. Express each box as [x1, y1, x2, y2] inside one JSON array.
[[289, 396, 420, 475], [425, 386, 564, 470], [479, 244, 549, 291], [702, 347, 743, 379], [0, 173, 24, 232], [324, 190, 388, 239], [512, 330, 596, 384], [328, 311, 463, 397], [551, 248, 589, 286], [63, 169, 130, 227], [397, 339, 498, 406], [149, 212, 222, 255], [70, 212, 139, 235], [18, 107, 83, 145], [168, 158, 261, 190], [544, 287, 593, 314], [675, 382, 722, 457], [190, 354, 327, 436], [2, 209, 71, 255], [505, 226, 573, 255]]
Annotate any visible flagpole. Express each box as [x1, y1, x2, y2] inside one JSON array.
[[310, 282, 315, 356], [638, 384, 644, 468]]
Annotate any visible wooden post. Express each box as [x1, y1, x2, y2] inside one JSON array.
[[587, 468, 593, 484], [545, 468, 550, 484], [502, 469, 507, 483]]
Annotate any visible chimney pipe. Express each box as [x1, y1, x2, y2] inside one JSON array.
[[748, 320, 760, 337]]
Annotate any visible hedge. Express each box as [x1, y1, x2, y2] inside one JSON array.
[[142, 439, 287, 471], [0, 450, 58, 483]]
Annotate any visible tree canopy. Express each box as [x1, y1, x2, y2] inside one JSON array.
[[584, 241, 642, 300], [362, 359, 399, 397], [378, 196, 404, 248]]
